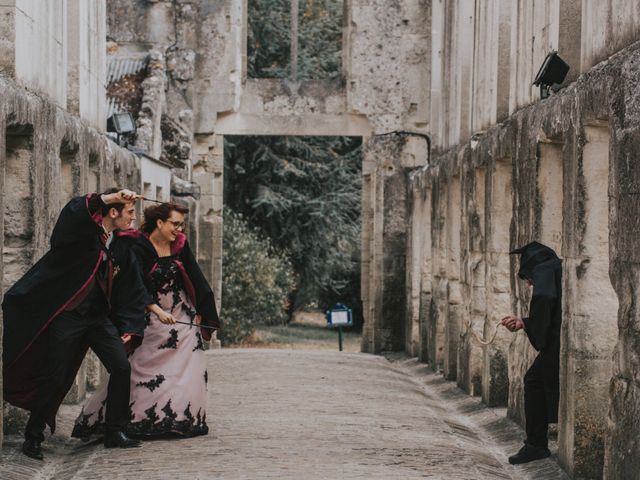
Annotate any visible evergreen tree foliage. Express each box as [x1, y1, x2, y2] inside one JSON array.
[[224, 136, 362, 321], [248, 0, 343, 79], [221, 209, 296, 345], [247, 0, 291, 78]]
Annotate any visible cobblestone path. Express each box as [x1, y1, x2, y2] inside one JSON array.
[[1, 349, 569, 479]]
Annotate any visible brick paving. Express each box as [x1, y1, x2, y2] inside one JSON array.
[[1, 349, 569, 479]]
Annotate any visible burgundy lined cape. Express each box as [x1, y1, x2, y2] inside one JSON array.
[[2, 194, 147, 431]]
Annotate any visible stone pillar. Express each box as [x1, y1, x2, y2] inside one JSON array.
[[444, 174, 462, 380], [558, 125, 617, 478], [1, 0, 68, 107], [558, 0, 581, 84], [428, 178, 448, 371], [192, 133, 223, 348], [405, 180, 423, 356], [458, 166, 485, 395], [482, 158, 512, 406], [67, 0, 106, 130], [0, 1, 16, 78], [360, 160, 376, 354], [418, 182, 433, 364], [360, 136, 408, 353]]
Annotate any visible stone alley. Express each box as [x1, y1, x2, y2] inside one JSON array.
[[0, 349, 568, 480]]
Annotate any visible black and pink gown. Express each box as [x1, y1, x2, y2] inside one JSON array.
[[73, 232, 219, 438]]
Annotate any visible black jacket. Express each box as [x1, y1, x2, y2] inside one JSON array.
[[2, 194, 148, 426], [510, 241, 562, 352]]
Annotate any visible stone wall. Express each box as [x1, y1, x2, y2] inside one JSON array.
[[405, 2, 640, 477], [0, 76, 141, 441], [409, 37, 640, 480], [0, 0, 107, 129]]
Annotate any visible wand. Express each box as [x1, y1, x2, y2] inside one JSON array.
[[137, 196, 172, 205], [166, 320, 218, 330]]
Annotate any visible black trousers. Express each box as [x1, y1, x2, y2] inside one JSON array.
[[25, 310, 131, 441], [524, 350, 560, 448]]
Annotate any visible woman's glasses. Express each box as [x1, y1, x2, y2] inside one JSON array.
[[166, 220, 185, 230]]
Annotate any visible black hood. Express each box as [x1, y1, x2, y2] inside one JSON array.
[[510, 241, 559, 281]]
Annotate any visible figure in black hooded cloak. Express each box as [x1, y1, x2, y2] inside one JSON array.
[[500, 241, 562, 465], [2, 190, 148, 459]]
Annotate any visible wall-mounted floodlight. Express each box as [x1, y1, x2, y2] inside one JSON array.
[[107, 112, 137, 146], [533, 51, 570, 99]]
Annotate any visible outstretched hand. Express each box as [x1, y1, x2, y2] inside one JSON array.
[[103, 189, 139, 204], [500, 315, 524, 332]]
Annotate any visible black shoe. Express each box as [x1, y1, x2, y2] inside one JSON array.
[[508, 443, 551, 464], [104, 431, 142, 449], [22, 439, 44, 460]]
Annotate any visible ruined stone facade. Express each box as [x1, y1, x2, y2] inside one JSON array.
[[403, 2, 640, 478], [2, 0, 640, 478]]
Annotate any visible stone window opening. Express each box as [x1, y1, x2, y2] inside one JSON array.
[[247, 0, 344, 81]]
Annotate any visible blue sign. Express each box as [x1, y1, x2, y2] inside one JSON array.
[[326, 303, 353, 328]]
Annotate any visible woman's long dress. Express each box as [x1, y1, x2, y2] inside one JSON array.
[[72, 256, 208, 438]]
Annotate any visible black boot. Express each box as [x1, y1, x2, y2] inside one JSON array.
[[104, 431, 142, 449], [508, 443, 551, 465], [22, 439, 44, 460]]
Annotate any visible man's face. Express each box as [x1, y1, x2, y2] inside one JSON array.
[[112, 202, 136, 230]]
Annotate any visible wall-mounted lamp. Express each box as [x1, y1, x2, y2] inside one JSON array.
[[533, 51, 570, 99], [107, 112, 137, 146]]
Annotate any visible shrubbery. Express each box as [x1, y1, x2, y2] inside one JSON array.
[[220, 209, 296, 345]]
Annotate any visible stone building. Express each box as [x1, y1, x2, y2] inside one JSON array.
[[401, 2, 640, 479], [2, 0, 640, 478]]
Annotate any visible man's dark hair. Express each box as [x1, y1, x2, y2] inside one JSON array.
[[100, 187, 127, 216]]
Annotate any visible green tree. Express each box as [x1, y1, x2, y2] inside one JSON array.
[[221, 209, 296, 344], [224, 136, 362, 320], [248, 0, 343, 79]]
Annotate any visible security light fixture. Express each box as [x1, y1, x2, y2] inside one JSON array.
[[533, 51, 570, 99], [107, 112, 136, 147], [107, 112, 136, 135]]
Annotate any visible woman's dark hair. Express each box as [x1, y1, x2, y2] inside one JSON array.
[[141, 203, 189, 235]]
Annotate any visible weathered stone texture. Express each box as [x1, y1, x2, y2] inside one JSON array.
[[411, 37, 640, 479]]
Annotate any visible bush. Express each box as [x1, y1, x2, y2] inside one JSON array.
[[220, 209, 296, 345]]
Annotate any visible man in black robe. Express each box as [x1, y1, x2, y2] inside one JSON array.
[[3, 189, 148, 459], [501, 241, 562, 465]]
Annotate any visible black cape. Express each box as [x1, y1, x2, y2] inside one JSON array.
[[120, 230, 220, 339], [510, 241, 562, 352], [2, 195, 148, 429]]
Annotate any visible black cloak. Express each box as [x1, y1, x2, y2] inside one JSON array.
[[119, 230, 220, 340], [2, 194, 148, 430], [510, 241, 562, 352]]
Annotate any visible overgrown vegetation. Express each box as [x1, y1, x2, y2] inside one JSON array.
[[220, 210, 296, 345], [224, 136, 363, 326]]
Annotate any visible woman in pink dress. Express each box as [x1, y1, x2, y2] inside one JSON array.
[[72, 203, 219, 438]]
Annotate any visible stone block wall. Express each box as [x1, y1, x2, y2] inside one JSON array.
[[409, 38, 640, 479], [67, 0, 107, 130]]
